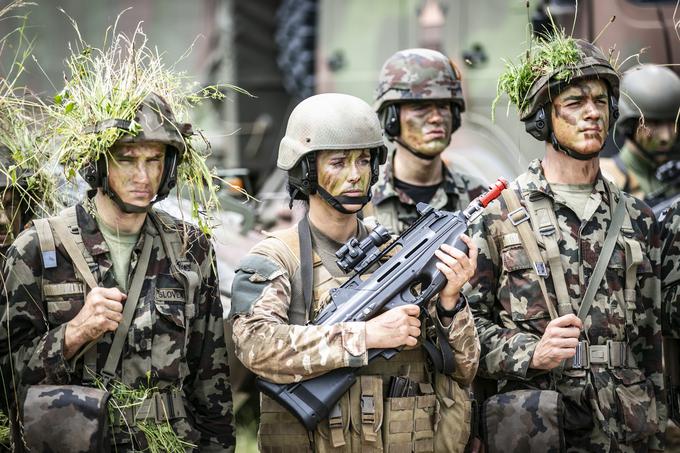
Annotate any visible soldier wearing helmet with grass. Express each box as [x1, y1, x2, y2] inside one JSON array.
[[367, 49, 486, 235], [0, 29, 234, 452], [601, 65, 680, 207], [466, 31, 666, 452], [230, 92, 480, 452]]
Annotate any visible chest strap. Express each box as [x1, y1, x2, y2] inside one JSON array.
[[572, 340, 635, 369]]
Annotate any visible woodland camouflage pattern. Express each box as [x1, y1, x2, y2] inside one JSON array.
[[661, 199, 680, 336], [365, 149, 486, 234], [373, 48, 465, 113], [0, 198, 234, 452], [466, 159, 665, 451], [230, 221, 480, 451]]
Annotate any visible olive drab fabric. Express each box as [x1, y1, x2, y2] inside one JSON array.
[[520, 40, 620, 121], [0, 198, 235, 452], [230, 220, 480, 452], [364, 149, 485, 234], [277, 93, 387, 171], [466, 159, 666, 451], [373, 48, 465, 114]]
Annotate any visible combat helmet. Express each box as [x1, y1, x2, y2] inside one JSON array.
[[615, 65, 680, 151], [374, 49, 464, 149], [0, 145, 35, 225], [80, 92, 192, 214], [520, 39, 620, 160], [278, 92, 387, 213]]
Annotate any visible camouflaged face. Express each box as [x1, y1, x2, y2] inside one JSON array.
[[23, 385, 110, 453], [521, 40, 620, 121], [364, 149, 486, 234], [374, 48, 465, 114], [0, 199, 235, 451], [465, 159, 666, 450]]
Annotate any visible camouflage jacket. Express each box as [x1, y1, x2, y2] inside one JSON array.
[[230, 220, 479, 386], [661, 199, 680, 336], [0, 200, 234, 451], [466, 159, 665, 449], [601, 144, 680, 204], [364, 148, 486, 234]]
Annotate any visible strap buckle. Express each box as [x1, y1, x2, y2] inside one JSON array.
[[328, 403, 343, 429], [571, 341, 589, 369], [361, 395, 375, 424], [509, 207, 530, 226]]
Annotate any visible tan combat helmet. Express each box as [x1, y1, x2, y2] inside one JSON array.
[[278, 92, 387, 212], [374, 48, 465, 140], [80, 92, 192, 213]]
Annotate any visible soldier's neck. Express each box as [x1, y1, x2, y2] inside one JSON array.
[[393, 145, 444, 186], [308, 196, 358, 244], [94, 191, 147, 235], [542, 145, 599, 185]]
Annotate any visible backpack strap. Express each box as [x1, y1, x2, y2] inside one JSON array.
[[501, 188, 558, 320], [33, 219, 57, 270]]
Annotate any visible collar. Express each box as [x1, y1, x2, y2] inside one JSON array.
[[371, 148, 466, 206]]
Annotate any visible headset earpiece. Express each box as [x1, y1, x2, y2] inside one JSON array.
[[384, 104, 400, 138], [525, 107, 550, 142]]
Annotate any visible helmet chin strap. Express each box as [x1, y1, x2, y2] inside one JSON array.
[[102, 177, 152, 214], [316, 186, 371, 215], [550, 132, 601, 161], [393, 137, 446, 161]]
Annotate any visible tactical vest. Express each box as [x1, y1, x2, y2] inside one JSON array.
[[31, 205, 198, 422], [257, 223, 471, 453], [501, 176, 643, 372]]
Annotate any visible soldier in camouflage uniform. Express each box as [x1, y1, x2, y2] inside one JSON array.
[[0, 93, 235, 451], [600, 65, 680, 207], [365, 48, 485, 234], [230, 92, 480, 452], [466, 39, 666, 452]]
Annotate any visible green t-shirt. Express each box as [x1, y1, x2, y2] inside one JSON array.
[[551, 183, 594, 221], [96, 218, 140, 291]]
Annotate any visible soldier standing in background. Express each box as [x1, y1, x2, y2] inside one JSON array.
[[466, 38, 666, 452], [601, 64, 680, 208], [365, 48, 485, 234], [230, 92, 480, 452]]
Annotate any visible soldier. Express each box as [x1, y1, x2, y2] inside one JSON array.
[[0, 92, 235, 451], [601, 64, 680, 206], [230, 92, 480, 452], [466, 39, 666, 452], [365, 48, 486, 234]]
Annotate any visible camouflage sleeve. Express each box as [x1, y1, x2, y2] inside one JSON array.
[[184, 235, 235, 452], [0, 229, 75, 392], [429, 297, 480, 385], [661, 201, 680, 337], [632, 206, 666, 450], [465, 209, 543, 380], [231, 244, 368, 384]]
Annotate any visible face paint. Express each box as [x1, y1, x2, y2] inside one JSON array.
[[317, 149, 372, 199], [550, 79, 609, 155], [399, 101, 453, 157], [0, 187, 22, 248], [107, 142, 165, 209], [634, 120, 678, 160]]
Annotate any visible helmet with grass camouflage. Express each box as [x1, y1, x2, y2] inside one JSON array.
[[373, 48, 465, 114], [278, 93, 386, 170], [617, 64, 680, 132], [80, 92, 192, 213], [520, 39, 620, 121], [0, 145, 31, 188]]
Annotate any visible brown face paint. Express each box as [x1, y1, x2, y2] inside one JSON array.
[[400, 101, 453, 156], [550, 79, 609, 155], [634, 120, 677, 157], [317, 149, 372, 197]]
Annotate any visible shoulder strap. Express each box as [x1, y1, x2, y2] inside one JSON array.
[[501, 188, 558, 320], [100, 232, 154, 386], [298, 215, 314, 320], [33, 219, 57, 269], [50, 217, 98, 290], [576, 195, 627, 325]]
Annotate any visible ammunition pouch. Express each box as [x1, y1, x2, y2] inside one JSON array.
[[23, 385, 111, 453], [482, 389, 565, 453]]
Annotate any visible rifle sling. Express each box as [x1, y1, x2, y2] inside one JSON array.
[[298, 215, 314, 320]]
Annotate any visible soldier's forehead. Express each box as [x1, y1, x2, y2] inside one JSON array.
[[112, 142, 166, 157], [318, 149, 370, 159], [559, 79, 608, 97]]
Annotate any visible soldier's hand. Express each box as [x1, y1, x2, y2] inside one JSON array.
[[530, 314, 582, 370], [435, 234, 478, 309], [365, 305, 421, 349], [64, 287, 127, 359]]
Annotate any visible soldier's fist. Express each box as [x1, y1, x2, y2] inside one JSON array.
[[64, 287, 127, 359], [435, 234, 478, 310], [530, 314, 582, 370], [365, 304, 421, 349]]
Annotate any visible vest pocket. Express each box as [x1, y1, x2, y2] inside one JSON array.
[[433, 373, 471, 453], [500, 246, 551, 322], [44, 282, 85, 325], [258, 395, 313, 453], [383, 387, 436, 452], [349, 375, 383, 452]]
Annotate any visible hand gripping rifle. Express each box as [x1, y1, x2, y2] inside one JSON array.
[[256, 178, 508, 431]]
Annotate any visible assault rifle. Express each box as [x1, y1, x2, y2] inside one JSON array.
[[256, 178, 508, 431]]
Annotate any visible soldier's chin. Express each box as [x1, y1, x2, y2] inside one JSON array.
[[417, 140, 449, 157]]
